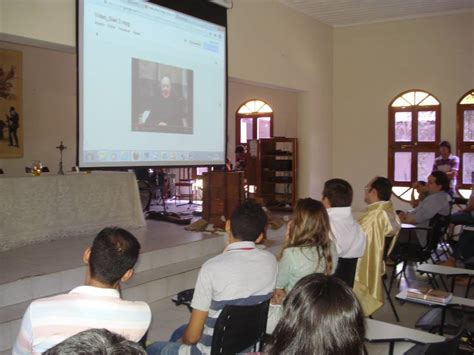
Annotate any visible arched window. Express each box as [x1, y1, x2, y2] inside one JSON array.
[[236, 99, 273, 148], [388, 90, 441, 201], [456, 89, 474, 198]]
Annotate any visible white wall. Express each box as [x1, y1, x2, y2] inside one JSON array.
[[228, 0, 333, 198], [0, 0, 75, 46], [333, 12, 474, 211]]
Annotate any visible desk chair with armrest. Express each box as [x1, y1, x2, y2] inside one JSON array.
[[211, 300, 270, 355], [389, 214, 450, 293], [405, 315, 466, 355], [335, 257, 358, 288], [172, 289, 270, 354]]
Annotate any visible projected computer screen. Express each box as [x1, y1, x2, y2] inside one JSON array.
[[78, 0, 226, 167]]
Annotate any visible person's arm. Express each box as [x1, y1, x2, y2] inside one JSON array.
[[275, 249, 292, 294], [182, 309, 208, 345], [463, 195, 474, 212], [447, 157, 460, 179], [184, 263, 212, 345], [12, 306, 33, 355], [399, 211, 416, 224]]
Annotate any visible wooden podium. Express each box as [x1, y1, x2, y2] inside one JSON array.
[[202, 171, 245, 229]]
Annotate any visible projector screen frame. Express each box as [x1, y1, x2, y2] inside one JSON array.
[[76, 0, 229, 170]]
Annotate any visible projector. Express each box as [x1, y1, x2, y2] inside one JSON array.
[[209, 0, 233, 9]]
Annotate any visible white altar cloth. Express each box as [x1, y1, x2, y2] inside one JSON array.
[[0, 172, 145, 251]]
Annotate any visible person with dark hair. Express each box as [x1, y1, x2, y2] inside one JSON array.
[[143, 76, 188, 130], [13, 228, 151, 355], [353, 177, 400, 316], [6, 106, 20, 147], [398, 171, 451, 245], [234, 145, 246, 171], [322, 179, 366, 258], [410, 180, 428, 208], [266, 273, 365, 355], [43, 328, 146, 355], [147, 202, 277, 355], [399, 171, 450, 227], [432, 140, 459, 193]]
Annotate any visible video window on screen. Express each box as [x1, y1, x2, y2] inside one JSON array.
[[132, 59, 194, 134]]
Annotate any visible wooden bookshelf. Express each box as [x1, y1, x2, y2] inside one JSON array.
[[246, 137, 297, 211]]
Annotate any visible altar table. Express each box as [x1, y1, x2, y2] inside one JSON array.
[[0, 172, 145, 251]]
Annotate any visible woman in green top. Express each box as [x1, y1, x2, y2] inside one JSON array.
[[272, 198, 338, 304]]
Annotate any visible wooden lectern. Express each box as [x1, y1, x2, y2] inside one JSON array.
[[202, 171, 245, 229]]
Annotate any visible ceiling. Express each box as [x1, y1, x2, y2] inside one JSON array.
[[277, 0, 474, 27]]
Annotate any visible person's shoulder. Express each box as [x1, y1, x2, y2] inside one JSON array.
[[30, 291, 72, 306]]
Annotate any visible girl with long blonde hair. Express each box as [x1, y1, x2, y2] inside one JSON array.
[[272, 198, 338, 304]]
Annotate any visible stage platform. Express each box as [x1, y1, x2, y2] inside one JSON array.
[[0, 205, 287, 353]]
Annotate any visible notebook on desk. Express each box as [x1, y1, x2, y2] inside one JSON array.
[[406, 288, 453, 305]]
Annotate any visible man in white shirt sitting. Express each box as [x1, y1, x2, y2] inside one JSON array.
[[13, 227, 152, 355], [322, 178, 366, 259], [147, 202, 278, 355]]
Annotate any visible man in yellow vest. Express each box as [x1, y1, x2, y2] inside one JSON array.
[[354, 177, 400, 316]]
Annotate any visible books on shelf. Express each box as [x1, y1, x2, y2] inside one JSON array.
[[405, 288, 453, 305]]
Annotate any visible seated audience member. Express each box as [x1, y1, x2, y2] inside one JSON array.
[[322, 178, 366, 259], [272, 198, 338, 306], [450, 177, 474, 227], [147, 202, 278, 355], [398, 171, 451, 245], [13, 228, 151, 355], [266, 273, 365, 355], [43, 328, 146, 355], [410, 180, 428, 208], [447, 176, 474, 262], [354, 177, 401, 316]]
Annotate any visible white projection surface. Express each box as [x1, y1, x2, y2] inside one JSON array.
[[78, 0, 226, 167]]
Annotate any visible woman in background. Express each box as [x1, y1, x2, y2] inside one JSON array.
[[267, 274, 366, 355], [271, 198, 338, 304]]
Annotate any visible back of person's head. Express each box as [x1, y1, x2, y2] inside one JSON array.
[[439, 140, 451, 153], [267, 273, 365, 355], [431, 171, 450, 192], [285, 198, 333, 274], [230, 201, 267, 241], [43, 328, 145, 355], [370, 177, 393, 201], [89, 227, 141, 286], [323, 178, 353, 207]]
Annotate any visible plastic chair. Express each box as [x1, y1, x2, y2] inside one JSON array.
[[211, 300, 270, 355], [389, 214, 450, 292], [405, 315, 465, 355], [334, 257, 358, 288]]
